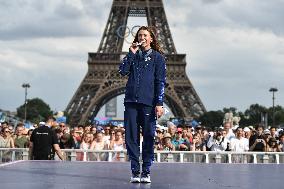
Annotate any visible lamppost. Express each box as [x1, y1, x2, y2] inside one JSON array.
[[22, 83, 30, 123], [269, 87, 278, 127]]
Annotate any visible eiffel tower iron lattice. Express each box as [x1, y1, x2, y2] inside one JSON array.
[[66, 0, 206, 125]]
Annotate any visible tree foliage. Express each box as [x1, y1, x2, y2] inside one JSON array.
[[242, 104, 267, 126], [17, 98, 52, 123], [198, 110, 224, 128], [198, 104, 284, 128]]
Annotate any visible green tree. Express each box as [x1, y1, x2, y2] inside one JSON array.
[[223, 107, 238, 115], [197, 104, 284, 128], [267, 105, 284, 127], [198, 110, 224, 129], [238, 111, 249, 126], [17, 98, 53, 123], [243, 104, 267, 126]]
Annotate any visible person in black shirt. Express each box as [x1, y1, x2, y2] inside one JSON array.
[[249, 125, 266, 151], [29, 117, 64, 160]]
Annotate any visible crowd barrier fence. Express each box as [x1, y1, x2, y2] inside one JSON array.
[[1, 148, 284, 164]]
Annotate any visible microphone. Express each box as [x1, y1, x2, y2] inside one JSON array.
[[135, 40, 145, 46]]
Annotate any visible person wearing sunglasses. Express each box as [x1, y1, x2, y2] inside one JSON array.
[[0, 128, 15, 148]]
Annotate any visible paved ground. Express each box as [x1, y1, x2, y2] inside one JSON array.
[[0, 161, 282, 189]]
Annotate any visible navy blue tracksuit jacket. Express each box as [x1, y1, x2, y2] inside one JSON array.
[[119, 49, 166, 107]]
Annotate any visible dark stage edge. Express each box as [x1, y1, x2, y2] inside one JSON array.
[[0, 161, 282, 189]]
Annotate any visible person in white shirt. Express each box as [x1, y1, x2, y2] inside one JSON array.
[[223, 122, 235, 142], [207, 129, 228, 151], [230, 127, 249, 163], [230, 127, 249, 152]]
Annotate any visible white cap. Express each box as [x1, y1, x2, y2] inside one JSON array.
[[244, 127, 250, 132], [264, 129, 271, 135], [167, 121, 175, 128], [277, 128, 283, 133], [232, 125, 239, 130]]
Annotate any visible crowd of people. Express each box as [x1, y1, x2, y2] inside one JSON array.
[[156, 122, 284, 153], [1, 120, 284, 154]]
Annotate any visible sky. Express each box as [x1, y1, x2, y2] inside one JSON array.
[[0, 0, 283, 118]]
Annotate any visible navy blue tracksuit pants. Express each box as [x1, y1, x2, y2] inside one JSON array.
[[124, 102, 156, 174]]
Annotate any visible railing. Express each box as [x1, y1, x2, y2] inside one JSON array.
[[1, 148, 284, 164]]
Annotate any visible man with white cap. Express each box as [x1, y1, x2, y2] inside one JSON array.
[[243, 127, 251, 139], [29, 117, 64, 160]]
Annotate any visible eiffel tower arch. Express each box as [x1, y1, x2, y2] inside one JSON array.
[[66, 0, 206, 125]]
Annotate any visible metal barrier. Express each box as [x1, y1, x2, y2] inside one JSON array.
[[1, 148, 284, 164], [0, 148, 29, 163]]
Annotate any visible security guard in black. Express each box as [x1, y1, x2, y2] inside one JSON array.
[[30, 125, 58, 160]]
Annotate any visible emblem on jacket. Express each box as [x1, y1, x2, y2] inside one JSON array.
[[145, 57, 151, 61]]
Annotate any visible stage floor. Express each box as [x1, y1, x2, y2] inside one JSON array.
[[0, 161, 282, 189]]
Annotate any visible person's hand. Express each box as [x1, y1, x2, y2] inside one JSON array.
[[179, 144, 187, 149], [155, 106, 164, 118], [130, 42, 140, 54], [61, 154, 66, 161], [253, 139, 260, 145]]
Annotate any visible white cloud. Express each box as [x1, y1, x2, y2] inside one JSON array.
[[0, 0, 283, 116], [165, 0, 284, 35], [0, 36, 93, 111], [164, 0, 284, 111], [0, 0, 109, 40], [177, 26, 284, 110]]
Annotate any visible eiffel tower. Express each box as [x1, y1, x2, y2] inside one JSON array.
[[66, 0, 206, 125]]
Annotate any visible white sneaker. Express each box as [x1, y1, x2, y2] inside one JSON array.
[[140, 172, 151, 183], [130, 173, 140, 183]]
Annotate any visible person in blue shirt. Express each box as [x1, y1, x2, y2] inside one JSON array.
[[171, 128, 190, 151], [119, 26, 166, 183]]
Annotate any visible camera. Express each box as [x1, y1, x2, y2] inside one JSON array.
[[208, 131, 214, 137]]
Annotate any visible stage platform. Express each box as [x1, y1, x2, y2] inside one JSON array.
[[0, 161, 282, 189]]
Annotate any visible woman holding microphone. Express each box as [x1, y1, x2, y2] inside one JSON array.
[[119, 26, 166, 183]]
